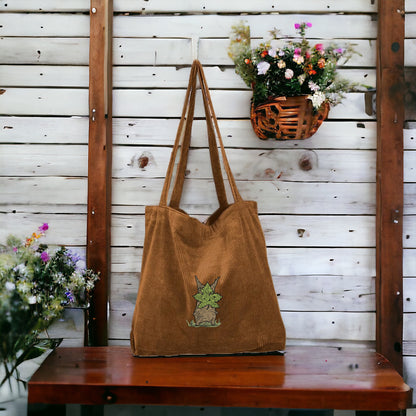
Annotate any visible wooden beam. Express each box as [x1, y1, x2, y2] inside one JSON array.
[[376, 1, 405, 373], [87, 0, 113, 346]]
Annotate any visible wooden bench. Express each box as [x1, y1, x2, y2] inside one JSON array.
[[27, 345, 412, 415]]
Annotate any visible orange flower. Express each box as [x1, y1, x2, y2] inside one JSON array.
[[309, 69, 317, 75], [318, 58, 326, 69], [261, 50, 268, 58], [244, 58, 251, 64]]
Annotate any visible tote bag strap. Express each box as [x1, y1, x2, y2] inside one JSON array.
[[160, 60, 242, 208]]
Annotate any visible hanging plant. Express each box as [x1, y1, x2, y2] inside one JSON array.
[[228, 21, 361, 140]]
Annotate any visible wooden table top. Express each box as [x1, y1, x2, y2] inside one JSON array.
[[28, 346, 413, 410]]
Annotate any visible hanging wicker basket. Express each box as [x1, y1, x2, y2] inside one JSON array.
[[250, 95, 330, 140]]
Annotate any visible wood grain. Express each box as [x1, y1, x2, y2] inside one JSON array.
[[376, 0, 405, 373], [28, 346, 412, 410], [87, 0, 113, 346]]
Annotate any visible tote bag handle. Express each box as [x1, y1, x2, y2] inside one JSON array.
[[159, 60, 242, 209]]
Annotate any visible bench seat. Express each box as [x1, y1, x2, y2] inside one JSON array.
[[28, 345, 412, 412]]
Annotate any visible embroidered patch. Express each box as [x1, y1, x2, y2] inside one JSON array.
[[187, 276, 222, 327]]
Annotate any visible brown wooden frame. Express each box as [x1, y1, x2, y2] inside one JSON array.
[[87, 0, 113, 347], [86, 0, 406, 373], [376, 0, 405, 373]]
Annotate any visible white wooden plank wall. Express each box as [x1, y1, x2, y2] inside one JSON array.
[[0, 2, 90, 347], [1, 1, 416, 410], [107, 2, 379, 354]]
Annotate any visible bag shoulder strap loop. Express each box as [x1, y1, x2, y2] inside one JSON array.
[[160, 60, 242, 208]]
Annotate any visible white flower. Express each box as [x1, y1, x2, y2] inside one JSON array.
[[308, 81, 320, 92], [5, 281, 15, 291], [257, 61, 271, 75], [308, 91, 326, 109], [298, 74, 306, 85], [28, 296, 37, 305], [285, 68, 294, 79], [268, 48, 277, 58], [277, 60, 286, 69]]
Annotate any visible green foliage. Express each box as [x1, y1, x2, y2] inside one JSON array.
[[193, 283, 222, 309], [228, 21, 363, 108]]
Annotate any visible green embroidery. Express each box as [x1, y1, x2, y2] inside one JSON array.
[[188, 276, 222, 328]]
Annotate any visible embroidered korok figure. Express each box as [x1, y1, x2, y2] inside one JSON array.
[[188, 276, 222, 328]]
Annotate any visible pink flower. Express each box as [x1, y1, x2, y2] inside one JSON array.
[[13, 247, 18, 253], [39, 223, 49, 232], [294, 23, 300, 29], [294, 48, 301, 55], [306, 22, 312, 28], [40, 251, 50, 262]]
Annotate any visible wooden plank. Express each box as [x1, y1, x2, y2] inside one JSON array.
[[0, 177, 87, 205], [110, 214, 376, 248], [0, 178, 375, 215], [112, 179, 376, 215], [0, 0, 377, 13], [376, 0, 405, 373], [114, 0, 377, 13], [110, 307, 376, 341], [0, 37, 375, 66], [0, 38, 89, 65], [87, 0, 113, 346], [111, 246, 376, 277], [0, 13, 89, 36], [111, 272, 375, 313], [0, 213, 86, 246], [403, 278, 416, 312], [0, 0, 89, 11], [0, 88, 88, 116], [111, 147, 376, 182], [0, 116, 89, 143], [113, 39, 375, 67], [113, 14, 377, 39], [0, 65, 89, 87], [0, 89, 368, 118], [403, 356, 416, 404], [0, 146, 377, 182], [28, 346, 412, 410], [113, 91, 371, 119], [112, 119, 377, 149], [0, 116, 377, 149], [112, 66, 375, 89]]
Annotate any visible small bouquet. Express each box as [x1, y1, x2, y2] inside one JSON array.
[[228, 21, 358, 109], [0, 223, 99, 388]]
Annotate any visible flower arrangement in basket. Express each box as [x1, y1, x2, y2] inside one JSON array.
[[228, 21, 358, 140], [0, 223, 99, 392]]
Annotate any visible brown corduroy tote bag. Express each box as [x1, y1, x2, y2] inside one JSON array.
[[130, 60, 286, 356]]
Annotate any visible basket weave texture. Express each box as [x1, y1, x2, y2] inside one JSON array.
[[250, 95, 329, 140]]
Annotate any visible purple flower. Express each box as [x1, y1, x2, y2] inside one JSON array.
[[40, 251, 50, 262], [294, 23, 300, 29], [67, 249, 82, 264], [306, 22, 312, 28], [39, 223, 49, 232], [13, 247, 18, 253], [335, 48, 344, 54], [65, 290, 75, 303]]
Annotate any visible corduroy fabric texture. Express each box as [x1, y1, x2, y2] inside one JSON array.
[[130, 60, 286, 356]]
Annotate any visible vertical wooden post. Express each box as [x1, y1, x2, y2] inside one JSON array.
[[87, 0, 113, 346], [376, 0, 405, 373]]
